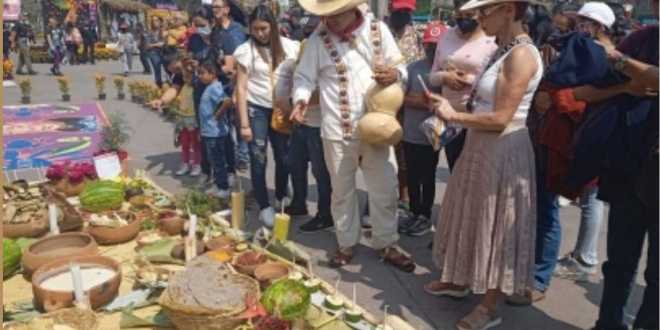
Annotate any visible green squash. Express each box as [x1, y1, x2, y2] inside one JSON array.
[[3, 239, 22, 279], [261, 279, 311, 321]]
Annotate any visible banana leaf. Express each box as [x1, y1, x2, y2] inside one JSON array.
[[137, 238, 183, 265], [119, 307, 173, 329]]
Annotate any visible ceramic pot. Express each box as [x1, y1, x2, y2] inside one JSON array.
[[254, 262, 290, 287], [3, 208, 49, 239], [171, 240, 206, 260], [21, 96, 30, 104], [117, 93, 125, 100], [98, 93, 106, 100], [158, 212, 184, 236], [32, 255, 121, 312], [87, 214, 141, 245], [233, 251, 268, 276], [62, 94, 71, 102], [64, 179, 87, 197], [22, 232, 99, 279]]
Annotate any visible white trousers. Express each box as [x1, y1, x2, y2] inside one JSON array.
[[323, 138, 399, 250]]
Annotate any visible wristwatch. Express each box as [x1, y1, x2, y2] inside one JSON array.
[[614, 54, 630, 72]]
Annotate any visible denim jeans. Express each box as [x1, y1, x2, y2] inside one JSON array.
[[534, 156, 561, 291], [595, 195, 658, 330], [572, 186, 604, 266], [228, 109, 249, 167], [247, 104, 290, 209], [288, 124, 332, 218], [146, 50, 163, 87], [203, 136, 229, 190], [138, 50, 151, 73]]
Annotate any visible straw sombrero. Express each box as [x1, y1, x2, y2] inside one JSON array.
[[298, 0, 366, 16], [461, 0, 537, 12]]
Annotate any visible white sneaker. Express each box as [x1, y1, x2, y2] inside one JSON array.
[[259, 207, 276, 228], [189, 165, 202, 177], [175, 164, 190, 176], [553, 253, 597, 282], [227, 173, 236, 187]]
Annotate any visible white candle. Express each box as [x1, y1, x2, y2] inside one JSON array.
[[186, 214, 198, 261], [69, 263, 87, 308], [188, 214, 197, 240], [48, 204, 60, 235]]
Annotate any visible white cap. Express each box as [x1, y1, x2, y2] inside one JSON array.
[[578, 2, 616, 29]]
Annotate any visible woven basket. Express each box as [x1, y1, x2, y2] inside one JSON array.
[[4, 307, 98, 330], [159, 271, 260, 330]]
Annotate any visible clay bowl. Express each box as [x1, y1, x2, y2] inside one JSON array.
[[254, 262, 290, 287], [157, 211, 185, 236], [86, 213, 141, 245], [4, 208, 49, 239], [233, 251, 268, 276], [22, 232, 99, 280], [205, 235, 235, 251], [31, 255, 122, 312], [171, 240, 206, 261]]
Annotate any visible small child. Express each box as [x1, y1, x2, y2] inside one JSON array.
[[398, 22, 444, 237], [197, 61, 231, 198], [150, 54, 202, 177], [117, 22, 135, 76]]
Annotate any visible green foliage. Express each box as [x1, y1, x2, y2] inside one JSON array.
[[102, 112, 132, 151]]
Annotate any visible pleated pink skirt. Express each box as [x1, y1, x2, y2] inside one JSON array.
[[433, 123, 537, 296]]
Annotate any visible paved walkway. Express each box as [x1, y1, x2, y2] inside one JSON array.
[[3, 58, 649, 329]]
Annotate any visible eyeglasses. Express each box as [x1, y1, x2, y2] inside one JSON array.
[[476, 4, 503, 18]]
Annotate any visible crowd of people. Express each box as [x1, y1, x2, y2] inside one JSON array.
[[5, 0, 657, 328], [3, 11, 99, 77], [141, 0, 658, 328]]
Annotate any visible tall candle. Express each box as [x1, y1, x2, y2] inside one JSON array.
[[48, 204, 60, 235], [69, 263, 88, 308], [231, 191, 245, 229], [185, 215, 198, 261], [273, 213, 291, 241]]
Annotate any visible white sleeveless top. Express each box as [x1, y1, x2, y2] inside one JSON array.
[[470, 43, 544, 122]]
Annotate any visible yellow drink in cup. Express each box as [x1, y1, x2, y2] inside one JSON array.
[[273, 213, 291, 241]]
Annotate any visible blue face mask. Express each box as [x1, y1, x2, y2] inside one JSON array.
[[455, 18, 478, 34]]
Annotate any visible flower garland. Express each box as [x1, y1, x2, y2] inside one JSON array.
[[319, 20, 383, 140]]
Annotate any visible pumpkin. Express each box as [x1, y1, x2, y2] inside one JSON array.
[[261, 279, 311, 321], [4, 239, 22, 279], [79, 180, 125, 212], [358, 112, 403, 146], [365, 82, 404, 116]]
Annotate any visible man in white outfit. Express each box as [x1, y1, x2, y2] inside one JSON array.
[[290, 0, 416, 272]]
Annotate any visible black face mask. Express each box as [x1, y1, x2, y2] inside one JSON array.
[[390, 11, 411, 30], [456, 18, 478, 34]]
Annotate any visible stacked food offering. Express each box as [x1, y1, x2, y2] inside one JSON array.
[[3, 173, 415, 330]]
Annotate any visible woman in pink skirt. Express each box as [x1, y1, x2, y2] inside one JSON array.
[[424, 0, 544, 329]]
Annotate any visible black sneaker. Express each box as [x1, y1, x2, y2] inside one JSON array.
[[285, 205, 308, 217], [398, 214, 418, 234], [407, 215, 432, 237], [299, 215, 334, 233]]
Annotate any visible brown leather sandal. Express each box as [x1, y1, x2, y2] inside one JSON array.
[[329, 248, 354, 268], [380, 246, 416, 273]]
